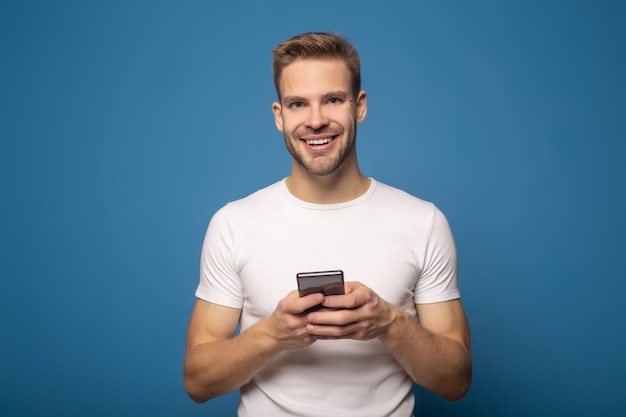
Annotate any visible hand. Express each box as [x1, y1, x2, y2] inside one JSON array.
[[262, 290, 325, 350], [304, 281, 397, 341]]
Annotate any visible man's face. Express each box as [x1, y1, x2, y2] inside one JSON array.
[[272, 58, 367, 177]]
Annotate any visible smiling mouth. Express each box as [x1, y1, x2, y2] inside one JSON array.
[[305, 137, 333, 146]]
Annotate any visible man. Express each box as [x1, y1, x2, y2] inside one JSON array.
[[184, 32, 471, 417]]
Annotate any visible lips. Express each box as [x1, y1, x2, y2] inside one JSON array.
[[305, 137, 333, 146], [297, 130, 341, 148]]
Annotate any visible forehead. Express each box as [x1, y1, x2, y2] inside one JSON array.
[[279, 58, 352, 98]]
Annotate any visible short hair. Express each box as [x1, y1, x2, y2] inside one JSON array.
[[272, 32, 361, 101]]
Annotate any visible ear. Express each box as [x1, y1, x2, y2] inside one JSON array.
[[272, 102, 283, 132], [356, 90, 367, 123]]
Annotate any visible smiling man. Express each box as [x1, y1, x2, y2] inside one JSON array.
[[184, 32, 472, 417], [272, 56, 369, 203]]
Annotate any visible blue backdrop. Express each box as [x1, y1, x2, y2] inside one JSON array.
[[2, 1, 625, 416]]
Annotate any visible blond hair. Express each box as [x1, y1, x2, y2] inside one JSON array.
[[272, 32, 361, 101]]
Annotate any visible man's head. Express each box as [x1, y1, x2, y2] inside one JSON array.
[[271, 32, 367, 181], [272, 32, 361, 102]]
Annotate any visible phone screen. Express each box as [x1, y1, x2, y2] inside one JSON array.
[[297, 270, 345, 297]]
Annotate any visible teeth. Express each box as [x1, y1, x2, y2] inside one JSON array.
[[306, 138, 332, 146]]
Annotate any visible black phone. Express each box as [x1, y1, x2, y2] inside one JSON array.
[[297, 270, 345, 297]]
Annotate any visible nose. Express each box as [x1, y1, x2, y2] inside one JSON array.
[[305, 104, 329, 130]]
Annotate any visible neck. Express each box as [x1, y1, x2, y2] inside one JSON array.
[[286, 159, 371, 204]]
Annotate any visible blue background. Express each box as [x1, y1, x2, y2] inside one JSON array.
[[2, 1, 625, 416]]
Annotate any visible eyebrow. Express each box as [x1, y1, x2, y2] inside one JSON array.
[[282, 95, 305, 104], [282, 90, 349, 104], [323, 90, 349, 101]]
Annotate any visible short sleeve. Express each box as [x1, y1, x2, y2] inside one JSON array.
[[414, 206, 460, 304], [195, 206, 244, 308]]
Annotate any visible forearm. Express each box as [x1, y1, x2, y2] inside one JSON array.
[[380, 307, 472, 401], [184, 319, 281, 403]]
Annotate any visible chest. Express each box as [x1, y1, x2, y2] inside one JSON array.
[[234, 210, 425, 328]]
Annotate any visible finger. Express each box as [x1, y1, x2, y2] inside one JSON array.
[[321, 291, 365, 309], [307, 308, 360, 326], [306, 321, 363, 337], [343, 281, 364, 293], [278, 291, 317, 314], [288, 292, 324, 314]]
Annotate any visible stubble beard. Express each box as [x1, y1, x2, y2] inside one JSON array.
[[284, 123, 357, 177]]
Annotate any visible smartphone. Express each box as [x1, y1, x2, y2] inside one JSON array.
[[297, 270, 345, 297]]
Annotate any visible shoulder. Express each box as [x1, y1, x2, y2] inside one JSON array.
[[368, 180, 454, 239], [371, 180, 439, 216], [216, 180, 284, 215], [206, 180, 286, 234]]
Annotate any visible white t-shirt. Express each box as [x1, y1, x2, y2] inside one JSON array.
[[196, 178, 460, 417]]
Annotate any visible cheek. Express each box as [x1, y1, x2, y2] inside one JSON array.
[[330, 109, 354, 126], [282, 117, 303, 135]]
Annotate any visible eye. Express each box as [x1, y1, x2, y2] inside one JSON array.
[[288, 101, 304, 109], [328, 97, 342, 105]]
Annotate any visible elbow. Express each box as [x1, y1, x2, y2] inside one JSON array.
[[184, 379, 211, 404], [184, 368, 240, 403], [442, 366, 472, 402], [188, 393, 209, 404], [186, 390, 210, 404], [185, 382, 219, 404], [183, 371, 216, 404], [443, 379, 471, 402], [444, 348, 472, 402]]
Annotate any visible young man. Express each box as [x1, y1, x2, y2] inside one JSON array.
[[184, 32, 471, 417]]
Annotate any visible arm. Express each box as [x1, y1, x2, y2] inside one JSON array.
[[183, 292, 325, 403], [306, 282, 471, 401], [381, 299, 471, 401]]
